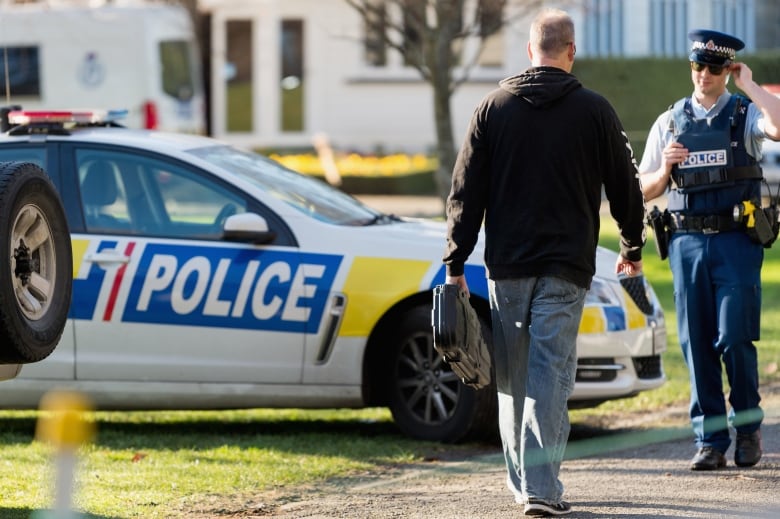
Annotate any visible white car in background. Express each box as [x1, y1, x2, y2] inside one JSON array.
[[0, 108, 667, 442], [761, 85, 780, 188]]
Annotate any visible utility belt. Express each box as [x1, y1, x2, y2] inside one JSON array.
[[669, 213, 742, 234], [646, 201, 780, 260]]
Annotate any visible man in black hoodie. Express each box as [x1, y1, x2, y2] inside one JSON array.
[[443, 8, 645, 517]]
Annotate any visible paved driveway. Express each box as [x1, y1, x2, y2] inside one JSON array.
[[266, 383, 780, 518]]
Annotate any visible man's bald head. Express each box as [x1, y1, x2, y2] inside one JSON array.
[[529, 8, 575, 61]]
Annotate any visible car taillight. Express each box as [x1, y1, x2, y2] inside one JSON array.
[[143, 101, 158, 129]]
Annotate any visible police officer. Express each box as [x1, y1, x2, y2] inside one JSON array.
[[640, 29, 780, 471]]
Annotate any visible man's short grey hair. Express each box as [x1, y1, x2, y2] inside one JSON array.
[[530, 8, 575, 57]]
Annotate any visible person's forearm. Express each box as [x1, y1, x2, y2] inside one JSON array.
[[639, 169, 669, 201], [744, 84, 780, 139], [733, 63, 780, 139]]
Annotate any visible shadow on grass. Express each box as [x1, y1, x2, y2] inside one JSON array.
[[0, 411, 409, 448], [0, 411, 644, 444], [101, 414, 402, 435]]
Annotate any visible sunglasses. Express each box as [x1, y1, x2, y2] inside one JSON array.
[[690, 61, 728, 75]]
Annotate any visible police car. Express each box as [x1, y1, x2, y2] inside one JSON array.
[[0, 109, 666, 442]]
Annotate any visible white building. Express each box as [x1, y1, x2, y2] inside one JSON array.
[[197, 0, 777, 152]]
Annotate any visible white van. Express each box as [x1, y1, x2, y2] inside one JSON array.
[[0, 0, 205, 134]]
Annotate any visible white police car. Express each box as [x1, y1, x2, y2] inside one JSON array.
[[0, 109, 666, 442]]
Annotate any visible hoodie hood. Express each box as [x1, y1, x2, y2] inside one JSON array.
[[499, 66, 581, 108]]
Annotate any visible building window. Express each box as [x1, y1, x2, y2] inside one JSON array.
[[650, 0, 689, 56], [401, 0, 426, 67], [280, 19, 304, 132], [0, 46, 40, 97], [361, 0, 506, 68], [225, 20, 253, 132], [477, 0, 505, 67], [364, 1, 387, 66], [583, 0, 626, 57], [159, 40, 197, 102]]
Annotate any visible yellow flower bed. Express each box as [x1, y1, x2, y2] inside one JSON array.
[[269, 153, 438, 177]]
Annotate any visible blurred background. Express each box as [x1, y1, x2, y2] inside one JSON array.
[[2, 0, 779, 197]]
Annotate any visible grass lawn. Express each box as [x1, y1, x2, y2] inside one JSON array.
[[1, 215, 778, 518]]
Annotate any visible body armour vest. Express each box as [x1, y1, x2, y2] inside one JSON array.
[[666, 93, 762, 216]]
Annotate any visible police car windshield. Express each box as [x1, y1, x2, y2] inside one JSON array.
[[189, 146, 384, 225]]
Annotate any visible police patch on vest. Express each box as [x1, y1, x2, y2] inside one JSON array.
[[678, 149, 728, 169]]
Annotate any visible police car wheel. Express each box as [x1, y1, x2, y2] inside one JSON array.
[[387, 306, 497, 443], [0, 162, 72, 363]]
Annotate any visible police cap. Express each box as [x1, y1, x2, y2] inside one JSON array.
[[688, 29, 745, 66]]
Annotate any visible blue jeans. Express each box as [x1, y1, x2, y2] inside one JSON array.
[[488, 276, 586, 504]]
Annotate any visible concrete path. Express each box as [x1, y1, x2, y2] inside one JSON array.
[[269, 383, 780, 518]]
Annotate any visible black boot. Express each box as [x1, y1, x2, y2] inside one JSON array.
[[735, 430, 762, 467], [690, 447, 726, 470]]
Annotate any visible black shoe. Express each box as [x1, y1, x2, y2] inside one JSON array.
[[524, 499, 572, 516], [735, 430, 762, 467], [690, 447, 726, 470]]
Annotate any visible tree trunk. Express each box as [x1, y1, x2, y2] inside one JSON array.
[[432, 84, 457, 207], [428, 0, 464, 208]]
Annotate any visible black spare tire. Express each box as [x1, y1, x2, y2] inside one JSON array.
[[0, 161, 72, 363]]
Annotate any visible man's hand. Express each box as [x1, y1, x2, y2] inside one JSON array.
[[445, 274, 469, 296], [616, 256, 642, 277]]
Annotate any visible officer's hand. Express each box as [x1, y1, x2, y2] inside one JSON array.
[[445, 275, 469, 297], [616, 256, 642, 277], [662, 142, 688, 171], [730, 62, 753, 90]]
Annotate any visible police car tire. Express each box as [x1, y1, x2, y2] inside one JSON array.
[[0, 161, 72, 363], [387, 306, 498, 443]]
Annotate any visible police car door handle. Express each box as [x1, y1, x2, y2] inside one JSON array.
[[84, 251, 131, 264]]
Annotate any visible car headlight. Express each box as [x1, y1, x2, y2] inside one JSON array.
[[585, 277, 621, 306]]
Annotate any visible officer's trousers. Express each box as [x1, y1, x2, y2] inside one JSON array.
[[669, 230, 764, 453]]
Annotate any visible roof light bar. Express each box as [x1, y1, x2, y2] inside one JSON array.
[[7, 109, 128, 125]]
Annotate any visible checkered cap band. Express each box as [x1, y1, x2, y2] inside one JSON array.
[[691, 40, 736, 59]]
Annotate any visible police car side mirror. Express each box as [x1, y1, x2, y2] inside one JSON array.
[[222, 213, 276, 244]]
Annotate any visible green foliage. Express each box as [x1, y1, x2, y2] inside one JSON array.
[[311, 170, 437, 194]]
